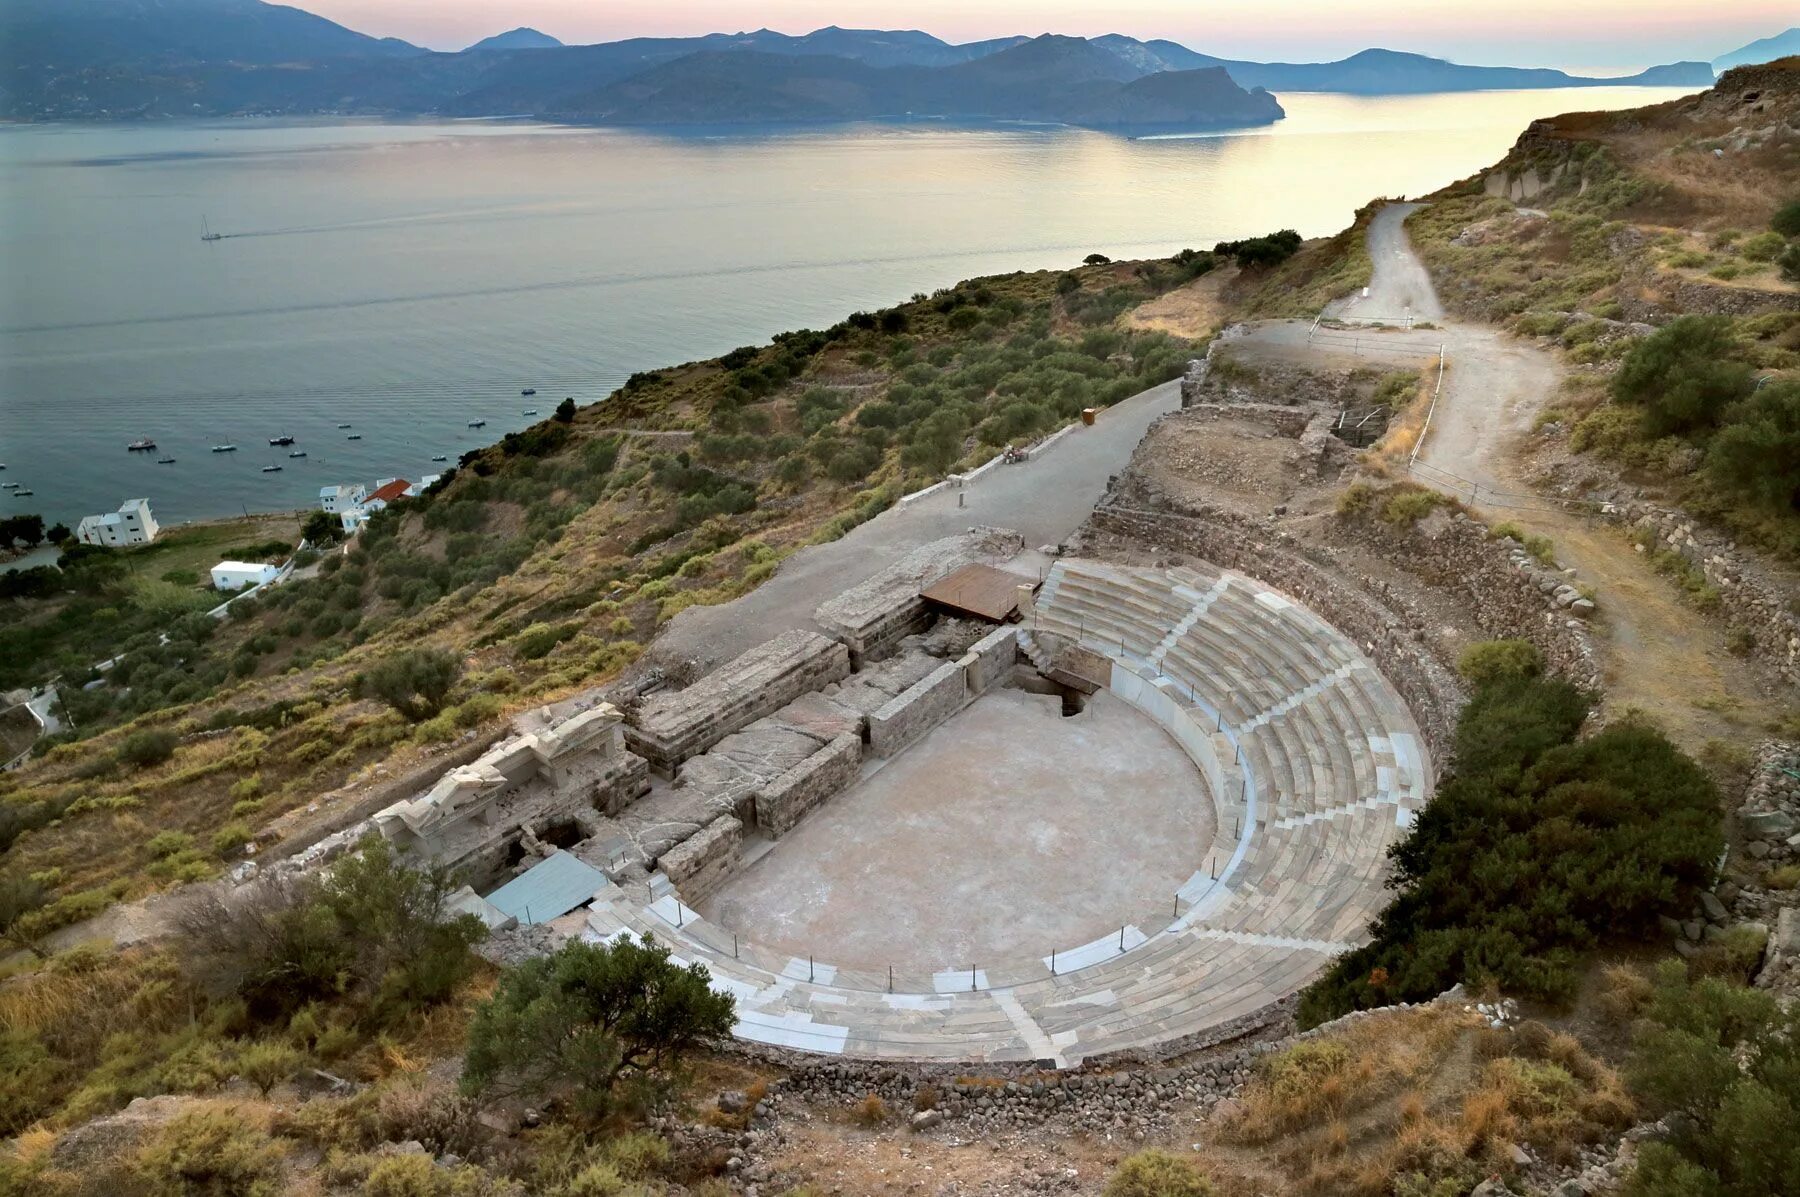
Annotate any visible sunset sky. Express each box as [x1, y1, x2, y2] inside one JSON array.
[[299, 0, 1790, 69]]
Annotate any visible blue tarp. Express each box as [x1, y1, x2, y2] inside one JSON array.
[[483, 850, 607, 925]]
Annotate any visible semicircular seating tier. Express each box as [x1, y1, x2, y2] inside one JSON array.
[[583, 559, 1432, 1065]]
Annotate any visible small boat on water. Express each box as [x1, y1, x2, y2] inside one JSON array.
[[12, 490, 33, 497], [288, 450, 307, 458], [2, 482, 19, 489], [211, 443, 237, 453], [431, 454, 448, 462], [337, 423, 353, 429], [521, 388, 536, 396], [522, 409, 539, 416], [268, 435, 295, 447], [261, 464, 283, 473], [200, 215, 224, 243], [127, 438, 156, 452], [157, 457, 177, 465], [347, 433, 363, 440], [468, 419, 486, 428]]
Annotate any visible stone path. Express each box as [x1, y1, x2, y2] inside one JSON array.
[[582, 560, 1429, 1065]]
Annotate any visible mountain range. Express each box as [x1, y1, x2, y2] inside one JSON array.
[[0, 0, 1739, 128]]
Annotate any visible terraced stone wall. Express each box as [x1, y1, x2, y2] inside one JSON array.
[[1605, 500, 1800, 690], [959, 626, 1020, 698]]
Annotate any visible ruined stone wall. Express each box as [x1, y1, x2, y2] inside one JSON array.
[[1604, 500, 1800, 689], [628, 630, 852, 773], [659, 815, 743, 904], [814, 527, 1025, 666], [1085, 504, 1467, 756], [758, 733, 863, 837], [867, 662, 969, 758]]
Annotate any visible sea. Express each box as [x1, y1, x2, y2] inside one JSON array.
[[0, 86, 1697, 530]]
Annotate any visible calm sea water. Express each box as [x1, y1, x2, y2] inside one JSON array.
[[0, 87, 1693, 527]]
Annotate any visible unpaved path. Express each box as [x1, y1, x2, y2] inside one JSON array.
[[1229, 204, 1787, 750]]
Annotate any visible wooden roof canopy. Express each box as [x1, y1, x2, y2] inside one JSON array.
[[920, 563, 1038, 623]]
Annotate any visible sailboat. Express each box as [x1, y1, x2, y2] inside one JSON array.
[[200, 216, 223, 243]]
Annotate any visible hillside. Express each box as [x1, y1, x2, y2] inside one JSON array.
[[1714, 26, 1800, 71], [463, 27, 562, 53]]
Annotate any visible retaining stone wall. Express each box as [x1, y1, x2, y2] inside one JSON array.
[[659, 815, 742, 904], [867, 662, 968, 758], [1603, 500, 1800, 689], [1338, 509, 1603, 688], [758, 733, 863, 838], [959, 626, 1019, 699], [1085, 504, 1466, 757]]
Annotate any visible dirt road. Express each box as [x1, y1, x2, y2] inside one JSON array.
[[1229, 205, 1788, 750]]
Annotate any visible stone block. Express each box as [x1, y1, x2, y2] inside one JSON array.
[[659, 815, 743, 904], [868, 662, 968, 757], [627, 630, 851, 773], [758, 733, 863, 837], [814, 527, 1024, 665], [959, 627, 1020, 699]]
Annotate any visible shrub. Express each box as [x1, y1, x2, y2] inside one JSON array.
[[179, 836, 485, 1024], [852, 1093, 886, 1126], [146, 830, 196, 859], [1104, 1149, 1216, 1197], [137, 1105, 287, 1197], [1381, 488, 1445, 525], [1781, 243, 1800, 284], [1705, 380, 1800, 512], [1773, 200, 1800, 239], [363, 648, 462, 721], [1624, 964, 1800, 1196], [117, 728, 179, 769], [236, 1038, 304, 1097], [1738, 230, 1787, 263], [461, 934, 736, 1123], [1456, 639, 1544, 687], [1299, 679, 1721, 1025], [1611, 316, 1755, 437]]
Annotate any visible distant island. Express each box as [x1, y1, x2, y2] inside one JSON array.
[[0, 0, 1739, 128]]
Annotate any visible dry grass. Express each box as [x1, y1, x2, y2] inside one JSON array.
[[1210, 1004, 1635, 1196]]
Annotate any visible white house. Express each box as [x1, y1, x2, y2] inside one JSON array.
[[210, 560, 279, 592], [319, 484, 366, 515], [76, 498, 159, 547]]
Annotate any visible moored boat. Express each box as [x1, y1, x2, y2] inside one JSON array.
[[127, 437, 156, 452], [211, 443, 237, 453]]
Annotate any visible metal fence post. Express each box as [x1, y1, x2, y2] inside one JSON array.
[[808, 955, 814, 983], [970, 964, 977, 992], [887, 964, 893, 993]]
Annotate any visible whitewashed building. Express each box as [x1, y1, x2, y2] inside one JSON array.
[[76, 498, 159, 547], [210, 560, 279, 592], [319, 484, 366, 515]]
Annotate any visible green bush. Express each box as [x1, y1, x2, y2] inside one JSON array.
[[1624, 964, 1800, 1196], [1104, 1149, 1216, 1197], [1456, 639, 1544, 687], [462, 934, 736, 1123], [1299, 678, 1721, 1025], [179, 836, 485, 1025], [1738, 231, 1787, 263], [236, 1038, 303, 1096], [1706, 380, 1800, 511], [117, 728, 179, 769], [362, 648, 462, 721], [1612, 316, 1755, 437], [136, 1106, 287, 1197]]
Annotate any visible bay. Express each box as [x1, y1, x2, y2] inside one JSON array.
[[0, 86, 1693, 527]]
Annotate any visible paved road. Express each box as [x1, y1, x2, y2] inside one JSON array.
[[658, 380, 1181, 667]]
